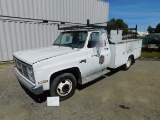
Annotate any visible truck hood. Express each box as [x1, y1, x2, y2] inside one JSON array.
[[13, 46, 79, 65]]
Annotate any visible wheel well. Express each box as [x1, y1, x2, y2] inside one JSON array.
[[50, 67, 81, 85]]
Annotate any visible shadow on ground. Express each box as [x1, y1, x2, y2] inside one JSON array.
[[20, 67, 122, 103], [77, 67, 122, 90], [20, 84, 50, 103]]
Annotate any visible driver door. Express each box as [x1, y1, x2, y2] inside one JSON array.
[[86, 32, 111, 74]]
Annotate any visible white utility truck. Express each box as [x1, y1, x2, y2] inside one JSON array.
[[13, 25, 142, 101]]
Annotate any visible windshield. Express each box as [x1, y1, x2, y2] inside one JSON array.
[[53, 31, 87, 48]]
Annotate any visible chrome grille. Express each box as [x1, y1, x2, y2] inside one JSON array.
[[22, 64, 28, 78], [13, 56, 35, 83]]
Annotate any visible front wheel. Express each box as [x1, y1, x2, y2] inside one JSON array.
[[50, 73, 77, 101], [123, 56, 132, 70]]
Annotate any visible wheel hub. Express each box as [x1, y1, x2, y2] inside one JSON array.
[[57, 79, 72, 96], [62, 84, 70, 93]]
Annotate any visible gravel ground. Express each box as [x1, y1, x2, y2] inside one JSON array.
[[0, 60, 160, 120]]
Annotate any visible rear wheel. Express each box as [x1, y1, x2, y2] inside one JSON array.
[[123, 56, 132, 70], [50, 73, 77, 101]]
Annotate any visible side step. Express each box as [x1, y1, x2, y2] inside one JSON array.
[[81, 69, 110, 85]]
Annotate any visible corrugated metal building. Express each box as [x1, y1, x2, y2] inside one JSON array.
[[0, 0, 109, 61]]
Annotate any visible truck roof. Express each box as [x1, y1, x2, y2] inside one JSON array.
[[62, 29, 106, 33]]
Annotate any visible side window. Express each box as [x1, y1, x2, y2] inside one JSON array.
[[99, 33, 108, 47], [87, 32, 99, 48]]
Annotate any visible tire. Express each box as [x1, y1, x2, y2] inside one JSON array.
[[123, 56, 132, 70], [50, 73, 77, 101]]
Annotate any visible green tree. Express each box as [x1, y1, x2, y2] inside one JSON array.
[[108, 18, 116, 29], [147, 26, 154, 33], [155, 23, 160, 33], [108, 18, 116, 25], [108, 18, 128, 35]]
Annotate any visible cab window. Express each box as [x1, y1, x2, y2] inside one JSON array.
[[87, 32, 99, 48]]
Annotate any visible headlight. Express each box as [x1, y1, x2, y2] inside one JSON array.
[[27, 67, 35, 83]]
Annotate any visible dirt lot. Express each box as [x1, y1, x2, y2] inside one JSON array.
[[0, 60, 160, 120]]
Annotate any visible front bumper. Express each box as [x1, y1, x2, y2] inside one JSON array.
[[13, 66, 43, 95]]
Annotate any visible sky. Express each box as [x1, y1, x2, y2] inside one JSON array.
[[105, 0, 160, 32]]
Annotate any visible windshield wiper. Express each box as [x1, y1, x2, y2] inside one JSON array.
[[53, 44, 62, 47], [53, 44, 58, 46], [53, 44, 80, 49]]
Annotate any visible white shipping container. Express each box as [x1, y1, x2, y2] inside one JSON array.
[[0, 0, 109, 24], [0, 0, 109, 61], [0, 20, 60, 61]]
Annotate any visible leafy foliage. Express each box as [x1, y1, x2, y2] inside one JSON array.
[[108, 18, 128, 35], [147, 26, 154, 33], [155, 23, 160, 33], [147, 23, 160, 33]]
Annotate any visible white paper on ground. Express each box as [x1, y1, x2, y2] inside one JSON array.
[[47, 97, 59, 106]]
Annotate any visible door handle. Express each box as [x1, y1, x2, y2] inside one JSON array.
[[91, 54, 97, 57], [104, 48, 108, 50], [79, 59, 86, 63]]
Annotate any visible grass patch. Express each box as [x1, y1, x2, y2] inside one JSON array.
[[0, 61, 14, 66], [141, 51, 160, 59]]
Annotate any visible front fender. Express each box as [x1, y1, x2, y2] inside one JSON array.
[[34, 64, 81, 91]]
